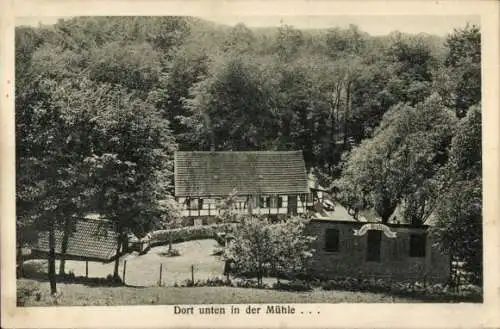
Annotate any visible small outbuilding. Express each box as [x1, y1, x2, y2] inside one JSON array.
[[31, 216, 121, 262]]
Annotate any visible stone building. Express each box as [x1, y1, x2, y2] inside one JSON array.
[[306, 205, 450, 283]]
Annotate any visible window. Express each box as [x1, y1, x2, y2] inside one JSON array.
[[186, 198, 203, 210], [259, 196, 270, 208], [366, 230, 382, 262], [324, 228, 340, 252], [409, 234, 427, 258], [277, 196, 283, 208]]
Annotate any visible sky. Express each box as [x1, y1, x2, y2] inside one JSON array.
[[16, 15, 479, 36]]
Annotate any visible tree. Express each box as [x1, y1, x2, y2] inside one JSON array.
[[82, 81, 177, 279], [268, 217, 316, 282], [223, 23, 256, 54], [436, 24, 481, 118], [15, 26, 45, 277], [16, 77, 95, 293], [433, 104, 482, 284], [87, 41, 163, 97], [156, 42, 209, 143], [325, 24, 367, 58], [275, 23, 305, 60], [223, 216, 273, 286], [181, 54, 279, 151], [223, 216, 315, 286], [159, 198, 183, 253], [336, 94, 456, 223]]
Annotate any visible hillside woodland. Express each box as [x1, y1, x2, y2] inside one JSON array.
[[15, 17, 482, 293]]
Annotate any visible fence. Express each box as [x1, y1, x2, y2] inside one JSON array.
[[119, 261, 229, 287], [20, 258, 228, 288]]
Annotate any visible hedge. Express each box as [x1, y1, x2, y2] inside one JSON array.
[[273, 280, 312, 292], [149, 223, 238, 247], [320, 276, 483, 302]]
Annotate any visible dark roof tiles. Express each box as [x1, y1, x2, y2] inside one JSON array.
[[174, 151, 309, 197], [33, 218, 119, 261]]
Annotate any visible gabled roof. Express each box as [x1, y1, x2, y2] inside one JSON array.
[[174, 151, 309, 197], [32, 218, 119, 262]]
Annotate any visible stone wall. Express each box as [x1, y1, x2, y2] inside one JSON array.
[[305, 220, 450, 283]]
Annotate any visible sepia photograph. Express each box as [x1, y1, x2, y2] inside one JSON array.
[[1, 1, 499, 328], [13, 13, 484, 306]]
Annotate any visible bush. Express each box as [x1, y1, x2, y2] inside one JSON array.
[[273, 280, 312, 292], [212, 247, 224, 256], [17, 280, 41, 306], [58, 273, 124, 286], [149, 223, 238, 246], [59, 271, 76, 282], [21, 260, 48, 279], [319, 276, 482, 301], [179, 277, 232, 288], [159, 249, 181, 257], [234, 279, 269, 289], [223, 216, 315, 286]]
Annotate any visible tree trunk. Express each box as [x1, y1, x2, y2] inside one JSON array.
[[58, 217, 72, 275], [257, 262, 263, 288], [48, 220, 57, 295], [329, 104, 336, 176], [113, 228, 123, 280], [17, 243, 23, 278], [343, 82, 351, 147]]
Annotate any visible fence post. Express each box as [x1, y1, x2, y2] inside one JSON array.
[[85, 260, 88, 278], [191, 264, 194, 283], [159, 264, 163, 286], [122, 260, 127, 284]]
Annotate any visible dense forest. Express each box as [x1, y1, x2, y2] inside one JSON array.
[[15, 17, 482, 292]]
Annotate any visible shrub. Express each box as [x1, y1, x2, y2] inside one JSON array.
[[234, 279, 269, 289], [204, 277, 232, 287], [179, 277, 232, 287], [59, 271, 76, 282], [149, 223, 238, 246], [21, 260, 48, 279], [159, 249, 181, 257], [61, 274, 124, 286], [319, 276, 482, 301], [212, 247, 224, 256], [223, 216, 315, 287], [17, 280, 41, 306], [273, 280, 312, 292]]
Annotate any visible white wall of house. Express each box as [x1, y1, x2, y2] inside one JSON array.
[[177, 194, 309, 217]]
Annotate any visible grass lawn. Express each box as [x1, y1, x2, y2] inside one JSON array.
[[19, 239, 478, 305], [18, 279, 416, 306], [22, 239, 225, 287]]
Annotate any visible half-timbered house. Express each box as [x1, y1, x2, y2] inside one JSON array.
[[174, 151, 311, 222]]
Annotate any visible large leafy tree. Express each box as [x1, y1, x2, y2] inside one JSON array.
[[16, 77, 97, 293], [336, 94, 457, 223], [79, 80, 177, 279], [433, 104, 482, 284], [182, 54, 279, 151], [436, 24, 481, 118]]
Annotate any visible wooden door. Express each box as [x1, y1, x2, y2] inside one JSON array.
[[287, 195, 297, 215]]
